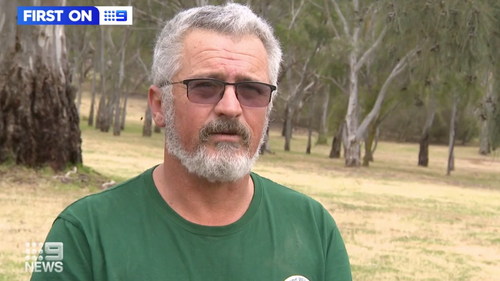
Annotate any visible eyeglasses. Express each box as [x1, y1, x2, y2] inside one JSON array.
[[160, 78, 276, 108]]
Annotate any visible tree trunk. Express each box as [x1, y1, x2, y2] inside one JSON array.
[[113, 25, 129, 136], [88, 55, 97, 126], [96, 26, 108, 131], [102, 28, 115, 133], [329, 122, 343, 158], [345, 50, 360, 167], [259, 127, 272, 155], [479, 74, 494, 155], [447, 96, 458, 176], [76, 59, 84, 116], [306, 95, 314, 154], [282, 105, 289, 137], [112, 93, 121, 136], [418, 91, 437, 167], [371, 127, 379, 156], [418, 131, 431, 167], [479, 120, 491, 155], [96, 91, 106, 130], [345, 140, 360, 167], [103, 91, 113, 133], [120, 91, 128, 130], [143, 104, 152, 137], [362, 121, 377, 166], [342, 122, 348, 158], [284, 108, 293, 151], [317, 86, 330, 145], [0, 0, 82, 171]]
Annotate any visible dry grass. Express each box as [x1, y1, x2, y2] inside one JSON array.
[[1, 94, 500, 280]]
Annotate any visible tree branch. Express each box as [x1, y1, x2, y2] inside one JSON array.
[[377, 99, 402, 125], [355, 26, 387, 73], [322, 0, 340, 38], [331, 0, 350, 36], [288, 0, 305, 30], [303, 80, 315, 93], [136, 50, 149, 75], [321, 75, 348, 95], [356, 46, 419, 140], [106, 27, 115, 50]]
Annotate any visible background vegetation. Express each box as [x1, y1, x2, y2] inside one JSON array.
[[1, 0, 500, 280], [61, 0, 500, 171]]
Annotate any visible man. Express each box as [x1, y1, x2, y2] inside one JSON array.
[[32, 3, 351, 281]]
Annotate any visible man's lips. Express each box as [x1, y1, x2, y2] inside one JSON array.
[[209, 133, 241, 142]]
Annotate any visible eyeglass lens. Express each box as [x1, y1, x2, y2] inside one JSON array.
[[186, 79, 272, 107]]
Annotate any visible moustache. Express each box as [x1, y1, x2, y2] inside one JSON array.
[[199, 119, 251, 146]]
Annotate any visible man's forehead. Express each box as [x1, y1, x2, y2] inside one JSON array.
[[174, 28, 270, 82], [183, 28, 262, 44]]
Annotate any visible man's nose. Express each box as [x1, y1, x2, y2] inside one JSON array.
[[213, 85, 243, 118]]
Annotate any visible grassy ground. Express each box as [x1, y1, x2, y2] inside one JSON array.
[[1, 95, 499, 280]]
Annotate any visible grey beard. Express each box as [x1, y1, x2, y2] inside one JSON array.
[[162, 99, 268, 183]]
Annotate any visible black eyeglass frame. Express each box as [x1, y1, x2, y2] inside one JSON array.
[[158, 78, 277, 107]]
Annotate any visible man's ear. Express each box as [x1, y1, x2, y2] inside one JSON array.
[[148, 85, 166, 127]]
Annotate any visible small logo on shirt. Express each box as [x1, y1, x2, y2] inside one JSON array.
[[284, 275, 310, 281]]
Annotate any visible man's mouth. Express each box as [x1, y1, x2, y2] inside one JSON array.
[[212, 131, 238, 135], [208, 133, 241, 142]]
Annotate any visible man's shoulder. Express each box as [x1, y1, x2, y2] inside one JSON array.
[[57, 169, 151, 222], [252, 172, 340, 236], [252, 172, 331, 215]]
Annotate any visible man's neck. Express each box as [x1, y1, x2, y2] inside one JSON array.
[[152, 157, 254, 227]]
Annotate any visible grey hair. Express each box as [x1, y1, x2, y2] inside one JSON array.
[[151, 3, 283, 88]]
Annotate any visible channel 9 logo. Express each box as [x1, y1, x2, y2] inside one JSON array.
[[103, 9, 127, 22], [25, 242, 64, 273]]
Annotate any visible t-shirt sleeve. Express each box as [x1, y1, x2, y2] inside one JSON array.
[[325, 224, 352, 280], [30, 218, 93, 281]]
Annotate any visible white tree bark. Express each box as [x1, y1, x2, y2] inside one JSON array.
[[331, 0, 418, 166], [113, 25, 130, 136], [317, 85, 330, 144], [447, 95, 458, 176]]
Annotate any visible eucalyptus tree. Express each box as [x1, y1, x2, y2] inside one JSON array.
[[0, 0, 82, 170], [356, 30, 415, 166], [67, 25, 93, 116], [322, 0, 423, 167], [263, 0, 328, 151], [479, 3, 500, 154], [478, 73, 494, 155], [417, 0, 494, 175], [414, 42, 442, 167]]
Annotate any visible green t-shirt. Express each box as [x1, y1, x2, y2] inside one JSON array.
[[31, 167, 351, 281]]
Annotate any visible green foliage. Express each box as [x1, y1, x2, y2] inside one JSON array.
[[64, 0, 500, 148]]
